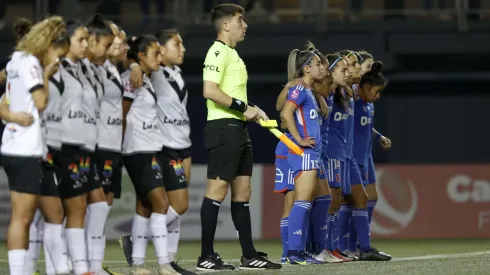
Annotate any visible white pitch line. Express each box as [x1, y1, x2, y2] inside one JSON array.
[[393, 250, 490, 261], [0, 250, 489, 264]]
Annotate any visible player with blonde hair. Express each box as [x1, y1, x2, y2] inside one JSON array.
[[0, 16, 66, 275]]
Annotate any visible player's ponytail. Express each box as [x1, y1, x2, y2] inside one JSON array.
[[287, 49, 299, 81], [127, 34, 157, 63], [360, 61, 387, 87], [288, 48, 317, 81], [86, 13, 113, 39]]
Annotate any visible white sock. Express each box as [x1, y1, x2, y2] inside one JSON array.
[[65, 228, 89, 274], [27, 216, 43, 273], [44, 223, 70, 274], [132, 214, 149, 266], [61, 219, 73, 272], [8, 249, 26, 275], [86, 201, 110, 273], [166, 206, 179, 225], [44, 243, 56, 275], [167, 207, 181, 262], [150, 212, 169, 265]]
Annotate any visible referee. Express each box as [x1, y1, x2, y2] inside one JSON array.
[[197, 3, 281, 272]]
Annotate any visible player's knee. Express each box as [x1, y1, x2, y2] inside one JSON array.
[[353, 189, 368, 208], [64, 196, 87, 219], [366, 184, 378, 201], [171, 200, 188, 215]]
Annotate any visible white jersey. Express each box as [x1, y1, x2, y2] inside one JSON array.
[[151, 66, 191, 149], [41, 72, 63, 149], [1, 51, 45, 157], [79, 58, 103, 152], [59, 58, 85, 146], [122, 70, 163, 154], [96, 60, 123, 152]]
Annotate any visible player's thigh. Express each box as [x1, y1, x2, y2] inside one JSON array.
[[274, 156, 295, 194], [124, 153, 164, 197], [159, 148, 188, 193], [96, 149, 123, 199], [326, 158, 344, 190], [3, 155, 42, 195]]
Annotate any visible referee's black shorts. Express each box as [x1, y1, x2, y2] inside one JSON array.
[[205, 118, 253, 182]]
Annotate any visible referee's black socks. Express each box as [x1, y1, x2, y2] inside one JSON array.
[[200, 197, 221, 258], [231, 201, 257, 259]]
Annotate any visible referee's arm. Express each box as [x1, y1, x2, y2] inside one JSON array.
[[202, 49, 233, 107]]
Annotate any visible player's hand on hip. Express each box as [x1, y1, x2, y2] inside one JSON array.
[[13, 112, 34, 127], [380, 136, 392, 149], [130, 65, 143, 88], [299, 137, 316, 148], [244, 106, 259, 121]]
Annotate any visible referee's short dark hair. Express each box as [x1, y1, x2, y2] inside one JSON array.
[[210, 3, 244, 30]]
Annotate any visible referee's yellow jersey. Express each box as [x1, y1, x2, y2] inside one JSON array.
[[203, 40, 248, 121]]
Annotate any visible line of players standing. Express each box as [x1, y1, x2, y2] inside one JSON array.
[[1, 15, 194, 275], [274, 44, 393, 265]]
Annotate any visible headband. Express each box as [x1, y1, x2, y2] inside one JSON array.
[[328, 56, 342, 71], [300, 51, 315, 71]]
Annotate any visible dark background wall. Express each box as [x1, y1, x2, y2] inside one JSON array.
[[1, 1, 489, 164]]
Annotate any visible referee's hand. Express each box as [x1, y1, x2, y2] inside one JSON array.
[[254, 106, 269, 121], [243, 106, 259, 121]]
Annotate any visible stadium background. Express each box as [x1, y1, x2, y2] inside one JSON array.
[[0, 1, 489, 269]]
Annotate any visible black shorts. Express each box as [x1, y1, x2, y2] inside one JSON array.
[[58, 145, 94, 199], [204, 118, 253, 182], [2, 155, 42, 194], [157, 146, 190, 192], [95, 149, 122, 198], [123, 153, 164, 196], [41, 148, 61, 197]]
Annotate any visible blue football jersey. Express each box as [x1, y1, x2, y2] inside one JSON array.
[[320, 94, 334, 154], [326, 89, 349, 161], [345, 95, 355, 158], [286, 85, 322, 155], [353, 99, 374, 166]]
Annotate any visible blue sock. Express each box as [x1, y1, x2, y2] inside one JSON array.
[[305, 209, 313, 253], [280, 218, 288, 258], [311, 195, 331, 254], [347, 218, 358, 252], [352, 208, 371, 252], [333, 212, 340, 250], [288, 201, 312, 251], [367, 200, 377, 225], [338, 204, 352, 252], [326, 214, 335, 251]]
